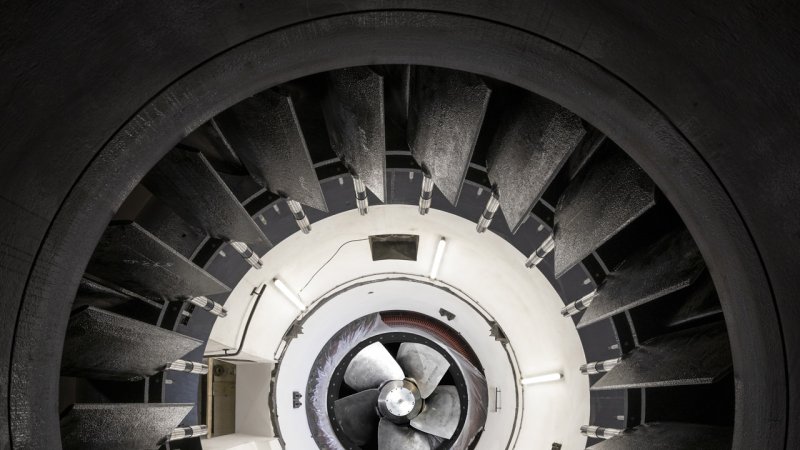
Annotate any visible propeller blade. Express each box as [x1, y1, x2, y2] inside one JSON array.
[[334, 389, 380, 446], [410, 385, 461, 439], [396, 343, 450, 398], [344, 342, 405, 391], [378, 418, 443, 450]]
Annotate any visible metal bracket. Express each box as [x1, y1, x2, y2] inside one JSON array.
[[285, 321, 304, 343], [439, 308, 456, 321], [493, 387, 502, 412], [489, 321, 509, 344], [292, 391, 303, 409]]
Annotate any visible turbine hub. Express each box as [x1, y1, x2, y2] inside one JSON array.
[[377, 379, 423, 423], [385, 386, 416, 416]]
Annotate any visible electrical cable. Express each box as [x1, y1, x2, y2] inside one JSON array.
[[299, 238, 369, 292]]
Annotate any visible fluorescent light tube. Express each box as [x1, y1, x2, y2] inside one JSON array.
[[274, 278, 306, 311], [430, 238, 447, 280], [521, 372, 563, 385]]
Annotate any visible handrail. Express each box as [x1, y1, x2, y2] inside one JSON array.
[[204, 283, 266, 358]]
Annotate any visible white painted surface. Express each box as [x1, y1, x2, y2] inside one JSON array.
[[235, 362, 274, 437], [201, 434, 280, 450], [207, 206, 589, 449], [275, 278, 520, 449]]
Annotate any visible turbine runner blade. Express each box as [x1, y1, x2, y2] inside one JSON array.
[[344, 342, 405, 391]]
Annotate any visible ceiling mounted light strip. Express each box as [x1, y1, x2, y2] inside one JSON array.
[[430, 238, 447, 280], [274, 278, 306, 311], [520, 372, 563, 385]]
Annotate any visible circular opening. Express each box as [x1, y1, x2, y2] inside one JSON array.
[[10, 11, 775, 449], [57, 62, 738, 449]]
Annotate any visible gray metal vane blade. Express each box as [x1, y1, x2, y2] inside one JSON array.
[[87, 221, 230, 301], [344, 342, 404, 391], [407, 66, 491, 205], [486, 93, 585, 233], [142, 147, 268, 244], [334, 389, 380, 446], [323, 67, 387, 202], [61, 403, 193, 450], [378, 419, 443, 450], [410, 385, 461, 439], [591, 322, 731, 390], [576, 228, 705, 329], [61, 307, 202, 381], [214, 89, 329, 212], [396, 343, 450, 398], [553, 144, 655, 277], [587, 422, 732, 450]]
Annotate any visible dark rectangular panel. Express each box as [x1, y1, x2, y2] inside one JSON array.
[[553, 145, 655, 277], [87, 221, 230, 301], [487, 93, 585, 232], [577, 229, 705, 328], [169, 437, 204, 450], [59, 377, 148, 404], [62, 307, 202, 380], [386, 170, 422, 205], [408, 67, 490, 205], [644, 377, 735, 426], [587, 422, 732, 450], [60, 403, 192, 450], [590, 390, 627, 428], [215, 89, 328, 211], [381, 65, 411, 151], [143, 148, 268, 244], [592, 322, 732, 390], [323, 67, 386, 201], [369, 234, 419, 261]]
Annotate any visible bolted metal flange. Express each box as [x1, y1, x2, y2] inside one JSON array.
[[377, 379, 423, 424]]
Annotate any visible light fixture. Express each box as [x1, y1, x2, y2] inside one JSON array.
[[274, 278, 306, 311], [520, 372, 563, 385], [430, 237, 447, 280]]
